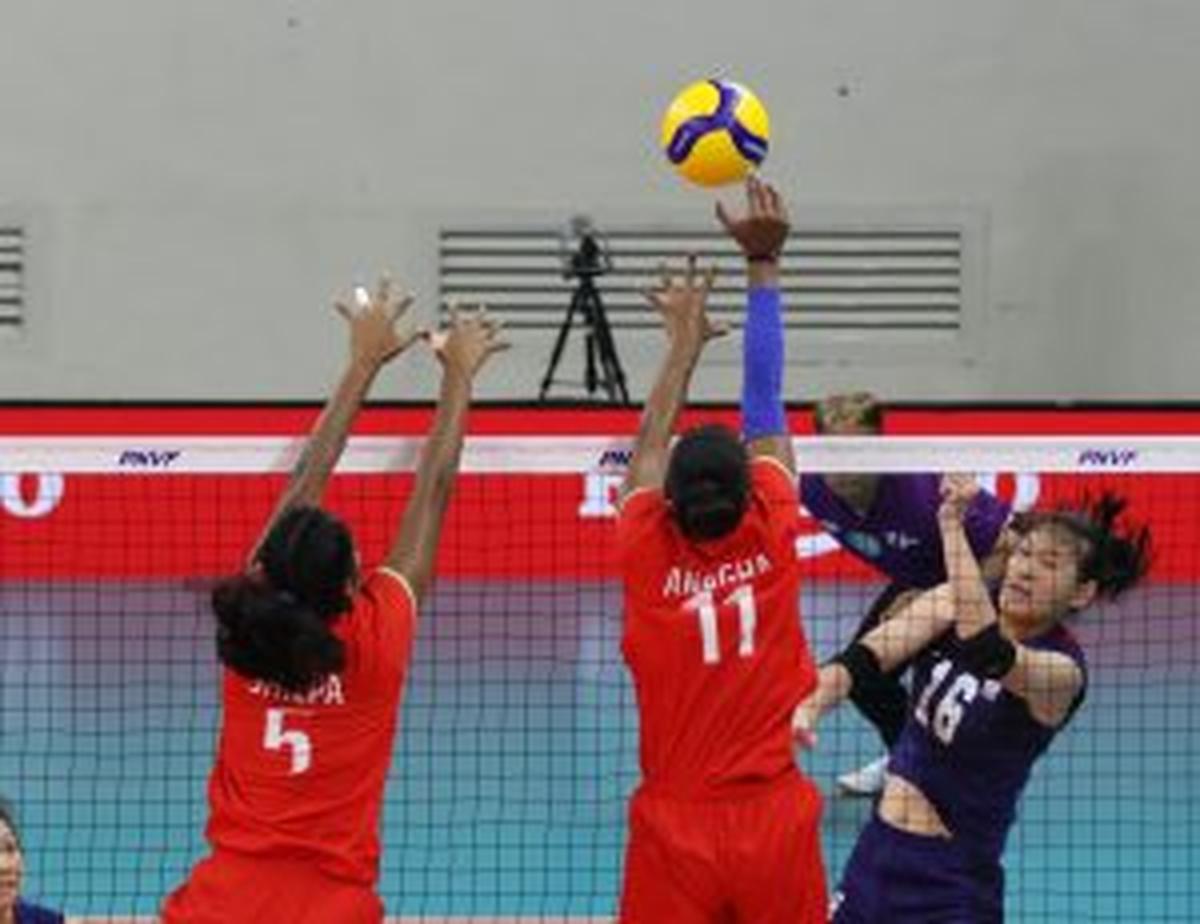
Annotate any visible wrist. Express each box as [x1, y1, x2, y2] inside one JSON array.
[[747, 256, 780, 289], [440, 366, 474, 394]]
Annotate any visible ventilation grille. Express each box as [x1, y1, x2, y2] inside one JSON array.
[[439, 225, 964, 336], [0, 225, 25, 327]]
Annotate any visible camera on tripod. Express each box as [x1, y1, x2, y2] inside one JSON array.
[[562, 216, 612, 280], [538, 215, 629, 404]]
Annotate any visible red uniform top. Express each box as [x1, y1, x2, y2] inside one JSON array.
[[205, 568, 416, 885], [618, 457, 818, 799]]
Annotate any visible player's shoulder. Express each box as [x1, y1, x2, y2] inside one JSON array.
[[750, 455, 798, 498], [1027, 623, 1088, 672], [358, 567, 417, 613]]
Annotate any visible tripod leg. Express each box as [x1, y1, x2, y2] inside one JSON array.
[[584, 304, 599, 397], [588, 287, 631, 404], [539, 287, 582, 401]]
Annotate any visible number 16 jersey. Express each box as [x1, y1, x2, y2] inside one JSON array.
[[618, 457, 818, 800]]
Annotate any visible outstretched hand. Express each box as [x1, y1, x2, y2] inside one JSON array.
[[644, 254, 729, 350], [792, 696, 821, 751], [428, 304, 510, 382], [716, 175, 790, 262], [335, 274, 422, 369]]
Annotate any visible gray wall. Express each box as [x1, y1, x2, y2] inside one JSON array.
[[1, 0, 1198, 402]]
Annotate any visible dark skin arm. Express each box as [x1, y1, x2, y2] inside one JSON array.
[[252, 276, 419, 560], [385, 307, 509, 603], [619, 256, 727, 501]]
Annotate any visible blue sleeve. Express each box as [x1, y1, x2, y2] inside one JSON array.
[[740, 286, 786, 440]]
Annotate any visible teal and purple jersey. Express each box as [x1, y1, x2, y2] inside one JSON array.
[[889, 623, 1087, 866], [800, 473, 1011, 588]]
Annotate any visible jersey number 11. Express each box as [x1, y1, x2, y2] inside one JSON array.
[[683, 585, 758, 665]]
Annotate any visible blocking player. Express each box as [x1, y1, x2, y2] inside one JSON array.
[[616, 177, 827, 923], [161, 281, 506, 924]]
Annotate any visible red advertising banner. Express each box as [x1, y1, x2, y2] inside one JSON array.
[[1, 406, 1198, 581]]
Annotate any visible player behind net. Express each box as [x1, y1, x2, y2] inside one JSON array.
[[801, 392, 1017, 796], [795, 476, 1151, 922], [615, 177, 827, 923], [161, 279, 507, 924]]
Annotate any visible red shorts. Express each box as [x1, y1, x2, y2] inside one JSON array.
[[161, 849, 383, 924], [619, 771, 827, 924]]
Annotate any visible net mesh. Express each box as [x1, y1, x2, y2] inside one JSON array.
[[1, 421, 1197, 922]]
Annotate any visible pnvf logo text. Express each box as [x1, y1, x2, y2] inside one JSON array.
[[1077, 448, 1139, 468], [117, 449, 183, 469]]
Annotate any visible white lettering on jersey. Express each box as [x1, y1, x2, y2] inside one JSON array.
[[248, 673, 346, 706], [662, 552, 772, 599]]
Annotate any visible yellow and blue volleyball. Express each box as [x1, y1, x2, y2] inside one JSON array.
[[660, 79, 770, 187]]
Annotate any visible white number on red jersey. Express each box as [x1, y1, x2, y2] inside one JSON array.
[[682, 585, 759, 665], [264, 707, 312, 775]]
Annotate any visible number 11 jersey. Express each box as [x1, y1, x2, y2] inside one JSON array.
[[618, 457, 818, 800]]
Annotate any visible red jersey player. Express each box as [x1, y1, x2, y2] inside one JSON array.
[[161, 281, 507, 924], [616, 179, 827, 923]]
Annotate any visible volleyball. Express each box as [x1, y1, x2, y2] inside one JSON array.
[[660, 78, 770, 187]]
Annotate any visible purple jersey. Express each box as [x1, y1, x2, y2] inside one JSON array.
[[888, 624, 1087, 866], [15, 900, 65, 924], [800, 473, 1011, 588]]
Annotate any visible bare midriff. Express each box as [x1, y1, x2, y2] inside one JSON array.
[[878, 772, 953, 838]]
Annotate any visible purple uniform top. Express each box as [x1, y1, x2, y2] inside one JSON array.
[[800, 473, 1011, 588], [888, 624, 1087, 866], [15, 900, 65, 924]]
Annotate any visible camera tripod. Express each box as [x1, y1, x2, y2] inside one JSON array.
[[538, 237, 630, 405]]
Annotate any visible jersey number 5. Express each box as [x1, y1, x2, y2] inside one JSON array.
[[264, 708, 312, 775], [682, 585, 757, 665]]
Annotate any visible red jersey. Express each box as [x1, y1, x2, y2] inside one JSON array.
[[618, 457, 818, 799], [205, 568, 416, 885]]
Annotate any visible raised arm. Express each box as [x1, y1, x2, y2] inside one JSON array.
[[253, 277, 419, 557], [619, 256, 726, 500], [385, 308, 508, 604], [937, 474, 999, 636], [721, 176, 795, 475], [939, 474, 1082, 727]]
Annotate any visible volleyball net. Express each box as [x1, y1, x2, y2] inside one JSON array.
[[1, 406, 1197, 923]]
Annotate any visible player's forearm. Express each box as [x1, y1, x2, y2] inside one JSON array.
[[741, 281, 786, 421], [389, 371, 472, 601], [861, 584, 955, 672], [624, 339, 701, 492], [1000, 645, 1083, 728], [290, 361, 379, 500], [253, 360, 377, 559], [811, 662, 853, 717], [938, 512, 997, 635]]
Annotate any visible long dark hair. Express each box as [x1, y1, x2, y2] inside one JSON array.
[[1016, 492, 1152, 602], [665, 424, 750, 541], [213, 506, 355, 692]]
